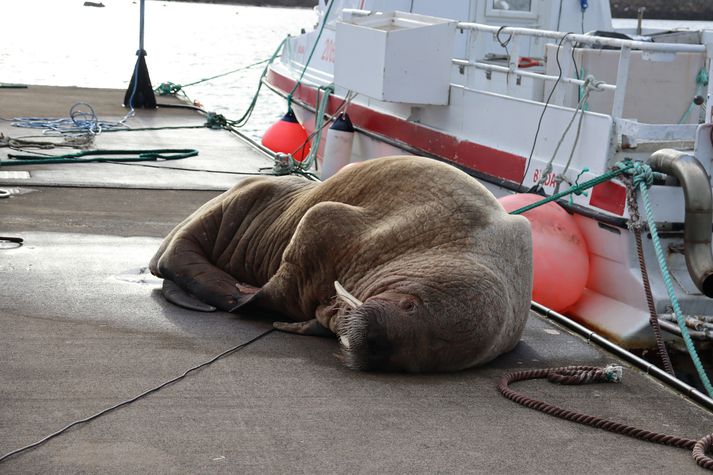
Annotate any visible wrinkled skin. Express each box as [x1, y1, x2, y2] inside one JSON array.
[[150, 156, 532, 372]]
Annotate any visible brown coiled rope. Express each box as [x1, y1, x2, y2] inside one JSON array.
[[497, 365, 713, 470]]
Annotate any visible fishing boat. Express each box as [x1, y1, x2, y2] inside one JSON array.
[[263, 0, 713, 368]]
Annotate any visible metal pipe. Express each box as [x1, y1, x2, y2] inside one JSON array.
[[341, 9, 706, 54], [648, 149, 713, 298], [530, 301, 713, 412], [139, 0, 145, 52], [457, 23, 706, 53], [636, 7, 645, 36], [451, 59, 617, 91], [657, 318, 710, 341]]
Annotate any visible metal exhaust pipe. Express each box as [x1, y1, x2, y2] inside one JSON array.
[[648, 149, 713, 298]]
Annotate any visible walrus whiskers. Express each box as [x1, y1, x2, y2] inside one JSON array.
[[335, 311, 369, 370]]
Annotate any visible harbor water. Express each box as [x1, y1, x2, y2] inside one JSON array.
[[0, 0, 315, 139], [0, 1, 711, 140]]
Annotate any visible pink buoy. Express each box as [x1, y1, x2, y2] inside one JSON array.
[[499, 193, 589, 312], [262, 109, 311, 162]]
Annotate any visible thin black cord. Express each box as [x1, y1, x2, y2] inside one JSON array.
[[495, 26, 513, 82], [289, 94, 350, 158], [571, 43, 581, 102], [519, 33, 574, 190], [0, 328, 275, 464], [105, 160, 273, 176]]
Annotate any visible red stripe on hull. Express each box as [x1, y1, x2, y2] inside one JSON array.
[[266, 68, 624, 215], [590, 181, 627, 215], [266, 69, 526, 183]]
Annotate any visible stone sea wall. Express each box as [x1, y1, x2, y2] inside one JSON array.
[[610, 0, 713, 21]]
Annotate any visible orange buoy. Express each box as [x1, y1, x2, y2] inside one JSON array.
[[499, 193, 589, 312], [261, 109, 311, 162]]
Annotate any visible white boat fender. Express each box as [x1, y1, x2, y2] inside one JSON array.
[[321, 112, 355, 179]]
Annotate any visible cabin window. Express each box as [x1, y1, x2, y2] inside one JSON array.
[[486, 0, 537, 19], [492, 0, 531, 11]]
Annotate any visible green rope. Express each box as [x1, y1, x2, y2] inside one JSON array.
[[297, 83, 334, 171], [509, 162, 633, 215], [678, 67, 709, 124], [155, 58, 273, 97], [286, 0, 336, 109], [226, 37, 288, 129], [205, 113, 229, 129], [155, 81, 183, 96], [629, 161, 713, 397], [155, 39, 286, 131], [568, 167, 590, 204], [2, 148, 198, 166], [510, 160, 713, 395]]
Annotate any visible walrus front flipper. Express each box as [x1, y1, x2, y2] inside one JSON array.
[[156, 243, 252, 312], [273, 319, 333, 337], [161, 280, 216, 312]]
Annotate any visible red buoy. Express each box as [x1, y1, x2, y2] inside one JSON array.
[[261, 109, 311, 162], [499, 193, 589, 312]]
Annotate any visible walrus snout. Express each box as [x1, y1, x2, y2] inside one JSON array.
[[336, 302, 393, 371]]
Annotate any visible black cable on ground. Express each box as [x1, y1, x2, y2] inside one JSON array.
[[155, 102, 208, 113], [105, 160, 275, 176], [0, 328, 275, 464]]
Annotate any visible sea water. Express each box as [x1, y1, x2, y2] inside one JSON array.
[[0, 0, 315, 138], [1, 1, 710, 140]]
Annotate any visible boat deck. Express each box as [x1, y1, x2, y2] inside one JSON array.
[[1, 86, 711, 473]]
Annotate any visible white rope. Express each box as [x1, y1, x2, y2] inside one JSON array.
[[534, 75, 603, 190]]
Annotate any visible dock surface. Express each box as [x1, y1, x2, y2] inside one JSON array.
[[1, 86, 712, 473]]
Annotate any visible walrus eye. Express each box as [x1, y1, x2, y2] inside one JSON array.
[[399, 298, 416, 312]]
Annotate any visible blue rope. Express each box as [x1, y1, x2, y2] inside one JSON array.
[[11, 103, 130, 134], [629, 161, 713, 397]]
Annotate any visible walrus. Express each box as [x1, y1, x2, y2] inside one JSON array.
[[149, 156, 532, 372]]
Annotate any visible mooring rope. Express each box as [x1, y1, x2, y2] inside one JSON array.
[[509, 160, 713, 395], [628, 161, 713, 397], [622, 174, 676, 376], [498, 365, 713, 470], [509, 161, 633, 215], [155, 58, 273, 97]]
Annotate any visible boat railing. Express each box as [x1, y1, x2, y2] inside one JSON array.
[[340, 9, 711, 125], [455, 23, 709, 122]]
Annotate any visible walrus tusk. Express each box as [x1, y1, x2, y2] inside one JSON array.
[[334, 280, 363, 309], [161, 280, 216, 312]]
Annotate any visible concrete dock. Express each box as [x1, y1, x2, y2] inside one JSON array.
[[1, 86, 712, 473]]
